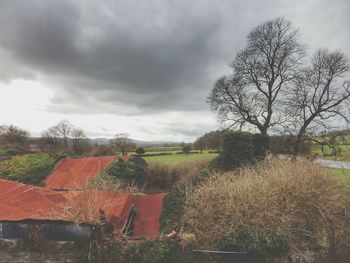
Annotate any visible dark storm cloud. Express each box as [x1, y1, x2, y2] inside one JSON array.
[[0, 0, 349, 115]]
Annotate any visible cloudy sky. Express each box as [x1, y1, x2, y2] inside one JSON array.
[[0, 0, 349, 141]]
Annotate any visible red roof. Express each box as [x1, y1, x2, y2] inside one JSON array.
[[0, 179, 66, 221], [44, 156, 116, 190], [0, 179, 166, 238]]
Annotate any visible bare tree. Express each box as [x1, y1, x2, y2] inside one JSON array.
[[53, 120, 73, 149], [71, 128, 87, 154], [110, 133, 131, 156], [194, 137, 206, 153], [182, 144, 192, 155], [285, 49, 350, 153], [40, 127, 61, 153], [0, 124, 29, 149], [208, 17, 304, 135]]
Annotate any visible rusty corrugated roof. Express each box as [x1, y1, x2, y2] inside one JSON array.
[[0, 179, 166, 238], [0, 179, 66, 221], [44, 156, 116, 190]]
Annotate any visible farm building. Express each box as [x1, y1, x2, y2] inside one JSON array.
[[0, 178, 166, 241], [44, 156, 116, 190]]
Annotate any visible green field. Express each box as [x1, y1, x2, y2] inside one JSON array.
[[326, 167, 350, 187], [0, 153, 57, 185], [311, 134, 350, 161], [143, 152, 218, 165]]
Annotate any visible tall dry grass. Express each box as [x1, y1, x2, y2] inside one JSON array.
[[183, 159, 350, 262], [87, 172, 141, 193], [54, 189, 111, 225], [144, 158, 210, 190]]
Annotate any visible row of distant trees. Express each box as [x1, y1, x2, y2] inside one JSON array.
[[0, 121, 224, 157], [193, 130, 224, 152], [0, 121, 138, 156]]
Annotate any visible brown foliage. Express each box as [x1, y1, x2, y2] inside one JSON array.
[[183, 159, 350, 261], [144, 159, 210, 190]]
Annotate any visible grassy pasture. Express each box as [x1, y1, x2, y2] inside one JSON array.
[[326, 167, 350, 187], [312, 144, 350, 160], [0, 153, 57, 185], [143, 152, 218, 165]]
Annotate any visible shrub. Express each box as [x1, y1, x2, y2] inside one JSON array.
[[219, 131, 255, 170], [174, 159, 211, 186], [2, 148, 24, 156], [269, 135, 311, 155], [218, 225, 289, 254], [144, 162, 177, 190], [183, 159, 350, 261], [105, 158, 144, 185], [98, 240, 174, 263], [0, 153, 57, 185], [160, 184, 192, 234], [182, 144, 192, 155], [252, 134, 269, 161], [129, 152, 173, 157], [214, 131, 269, 170], [135, 147, 145, 155]]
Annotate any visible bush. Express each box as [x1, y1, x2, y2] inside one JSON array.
[[219, 131, 255, 170], [182, 144, 192, 155], [135, 147, 145, 155], [252, 134, 269, 161], [160, 184, 192, 234], [97, 240, 175, 263], [105, 158, 144, 185], [218, 225, 289, 254], [129, 152, 173, 157], [269, 135, 311, 155], [175, 151, 200, 154], [183, 159, 350, 261], [214, 131, 269, 170], [0, 153, 58, 185], [144, 162, 177, 190], [1, 148, 24, 156]]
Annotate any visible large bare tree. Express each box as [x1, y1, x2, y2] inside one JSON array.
[[208, 18, 304, 135], [284, 49, 350, 153]]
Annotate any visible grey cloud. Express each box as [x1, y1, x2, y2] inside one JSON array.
[[0, 0, 349, 116]]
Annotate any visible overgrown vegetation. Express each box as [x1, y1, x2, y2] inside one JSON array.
[[144, 159, 210, 190], [183, 160, 350, 262], [87, 172, 141, 193], [105, 158, 144, 185], [0, 153, 58, 185], [89, 158, 211, 192], [216, 131, 268, 170], [105, 240, 174, 263], [160, 184, 191, 234]]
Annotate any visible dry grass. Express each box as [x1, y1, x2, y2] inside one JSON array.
[[144, 158, 210, 190], [87, 172, 141, 193], [183, 159, 350, 262], [56, 189, 112, 225]]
